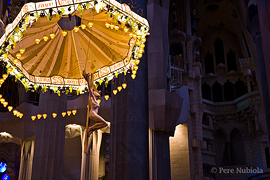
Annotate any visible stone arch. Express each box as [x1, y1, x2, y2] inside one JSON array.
[[226, 49, 237, 72], [212, 81, 223, 102], [247, 4, 260, 38], [0, 142, 21, 178], [230, 128, 246, 165], [0, 148, 9, 163], [202, 82, 211, 101], [224, 80, 235, 101], [194, 38, 202, 62], [214, 129, 226, 167], [204, 51, 214, 74], [214, 38, 225, 65], [235, 79, 247, 98], [202, 112, 210, 125]]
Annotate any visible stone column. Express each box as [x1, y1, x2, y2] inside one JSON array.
[[31, 92, 67, 180], [184, 0, 192, 36], [18, 139, 35, 180], [147, 1, 181, 180], [108, 0, 149, 179], [149, 129, 171, 180], [80, 129, 102, 180], [257, 1, 270, 146], [247, 2, 270, 148], [18, 85, 31, 104], [109, 73, 149, 180]]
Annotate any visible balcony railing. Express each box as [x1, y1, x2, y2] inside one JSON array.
[[168, 55, 184, 92]]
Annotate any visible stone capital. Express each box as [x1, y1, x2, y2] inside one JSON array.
[[149, 89, 182, 131]]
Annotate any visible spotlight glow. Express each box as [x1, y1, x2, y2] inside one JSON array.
[[1, 174, 10, 180], [0, 162, 7, 173]]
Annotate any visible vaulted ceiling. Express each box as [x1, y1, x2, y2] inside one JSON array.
[[191, 0, 246, 38]]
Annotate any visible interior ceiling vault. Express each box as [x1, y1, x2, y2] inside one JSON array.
[[191, 0, 245, 38]]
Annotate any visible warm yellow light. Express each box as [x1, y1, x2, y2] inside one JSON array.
[[0, 98, 5, 103], [105, 22, 110, 28], [0, 94, 2, 98], [13, 59, 18, 64], [81, 24, 86, 29], [95, 1, 105, 13], [19, 48, 25, 54], [129, 33, 133, 38], [43, 114, 47, 119], [117, 86, 122, 92], [67, 111, 71, 116], [131, 74, 136, 79], [52, 113, 57, 118], [138, 53, 142, 58], [3, 54, 7, 60], [140, 44, 145, 48], [13, 110, 18, 116], [62, 112, 66, 117], [134, 66, 139, 70], [104, 95, 109, 100], [115, 26, 119, 30], [31, 116, 36, 121], [139, 48, 144, 53], [72, 110, 77, 115], [97, 99, 101, 104], [74, 26, 79, 32], [7, 106, 12, 111], [142, 37, 146, 43], [50, 33, 55, 39], [7, 67, 13, 73], [0, 79, 4, 84], [88, 22, 94, 28], [122, 83, 127, 89], [3, 74, 8, 79], [113, 89, 117, 95], [19, 113, 23, 118], [16, 112, 20, 117], [16, 53, 21, 59], [132, 34, 137, 39], [37, 114, 42, 119], [43, 36, 49, 41], [35, 38, 41, 44], [124, 27, 129, 33], [135, 59, 140, 65], [132, 70, 137, 74], [62, 31, 67, 36], [110, 24, 115, 29], [3, 101, 8, 107], [137, 35, 141, 39]]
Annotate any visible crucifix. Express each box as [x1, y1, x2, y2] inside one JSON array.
[[83, 70, 109, 153]]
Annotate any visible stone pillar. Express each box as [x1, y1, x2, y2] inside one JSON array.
[[147, 1, 181, 180], [149, 129, 171, 180], [108, 0, 148, 179], [18, 139, 35, 180], [18, 85, 31, 104], [31, 92, 66, 180], [257, 1, 270, 145], [109, 73, 149, 180], [184, 0, 192, 36], [247, 2, 270, 148], [80, 129, 102, 180]]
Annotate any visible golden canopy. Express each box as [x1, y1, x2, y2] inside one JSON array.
[[0, 0, 149, 91]]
